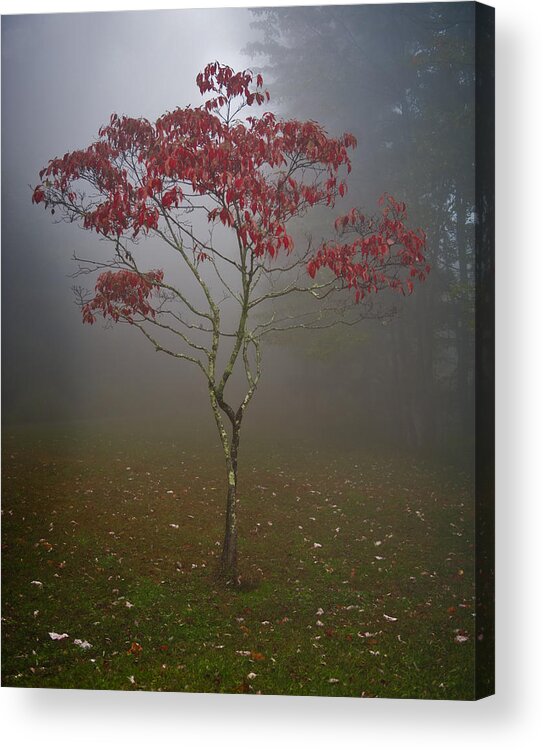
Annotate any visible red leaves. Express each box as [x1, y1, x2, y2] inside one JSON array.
[[32, 61, 357, 270], [81, 269, 164, 325], [161, 187, 182, 208], [196, 62, 268, 112], [307, 195, 429, 300], [31, 186, 46, 204], [219, 206, 235, 227], [31, 63, 428, 323]]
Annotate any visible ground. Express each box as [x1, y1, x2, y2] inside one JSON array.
[[2, 424, 475, 698]]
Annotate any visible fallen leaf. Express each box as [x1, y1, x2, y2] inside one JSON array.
[[127, 641, 143, 655], [49, 632, 69, 640], [73, 639, 92, 649]]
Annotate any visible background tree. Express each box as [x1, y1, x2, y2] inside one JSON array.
[[32, 62, 427, 581], [247, 3, 476, 460]]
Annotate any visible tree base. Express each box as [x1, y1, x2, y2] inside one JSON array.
[[215, 566, 241, 587], [216, 554, 240, 586]]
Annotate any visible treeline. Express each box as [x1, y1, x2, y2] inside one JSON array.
[[247, 3, 477, 464]]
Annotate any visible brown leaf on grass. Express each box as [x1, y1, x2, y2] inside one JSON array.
[[127, 641, 143, 655], [250, 651, 266, 661]]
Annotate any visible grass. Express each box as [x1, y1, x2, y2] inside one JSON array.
[[2, 424, 476, 698]]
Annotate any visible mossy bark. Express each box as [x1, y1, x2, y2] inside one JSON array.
[[219, 422, 241, 581]]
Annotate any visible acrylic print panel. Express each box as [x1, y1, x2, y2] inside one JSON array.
[[1, 2, 494, 699]]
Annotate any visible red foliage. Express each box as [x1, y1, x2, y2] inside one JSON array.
[[32, 62, 427, 321], [196, 61, 269, 109], [81, 269, 164, 325], [33, 63, 355, 254], [309, 194, 429, 302]]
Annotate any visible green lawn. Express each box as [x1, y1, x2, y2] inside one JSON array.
[[1, 425, 475, 698]]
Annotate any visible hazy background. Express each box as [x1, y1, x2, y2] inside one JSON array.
[[2, 4, 477, 464]]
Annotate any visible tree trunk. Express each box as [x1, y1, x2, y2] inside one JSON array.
[[220, 469, 238, 579], [220, 422, 241, 582]]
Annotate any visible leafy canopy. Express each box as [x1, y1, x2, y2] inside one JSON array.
[[32, 62, 428, 325]]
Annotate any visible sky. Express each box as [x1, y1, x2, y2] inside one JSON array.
[[2, 8, 262, 429], [1, 3, 479, 459]]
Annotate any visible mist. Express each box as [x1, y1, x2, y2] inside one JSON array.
[[1, 3, 493, 701], [3, 9, 249, 430], [2, 4, 477, 464]]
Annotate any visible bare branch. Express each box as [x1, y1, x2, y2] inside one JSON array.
[[130, 320, 208, 375]]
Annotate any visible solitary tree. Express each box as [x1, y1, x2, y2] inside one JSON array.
[[32, 63, 428, 581]]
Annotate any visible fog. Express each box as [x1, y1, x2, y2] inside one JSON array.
[[2, 8, 254, 433], [2, 4, 477, 463]]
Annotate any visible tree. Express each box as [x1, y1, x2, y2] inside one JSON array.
[[247, 5, 476, 457], [32, 62, 428, 581]]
